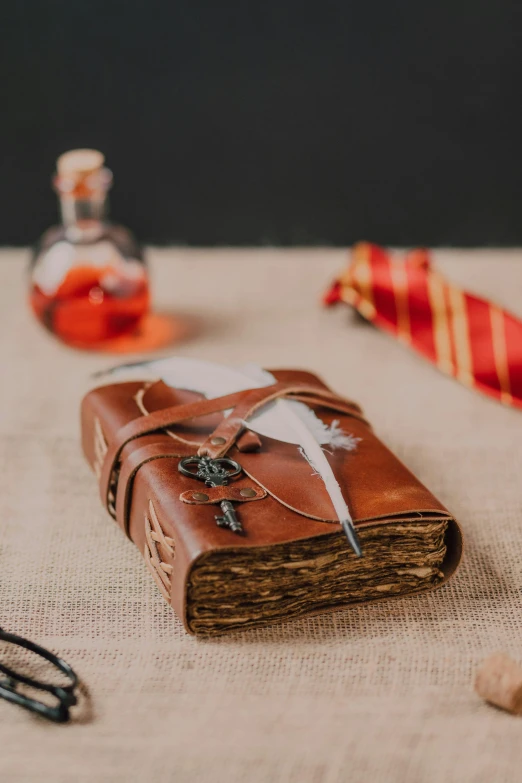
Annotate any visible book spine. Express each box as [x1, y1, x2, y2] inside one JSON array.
[[81, 388, 193, 630]]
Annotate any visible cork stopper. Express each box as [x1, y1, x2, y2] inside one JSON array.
[[57, 149, 105, 177], [475, 653, 522, 715]]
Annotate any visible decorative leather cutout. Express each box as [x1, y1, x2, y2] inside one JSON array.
[[180, 486, 267, 505], [143, 499, 175, 604], [93, 417, 108, 479], [93, 418, 118, 518]]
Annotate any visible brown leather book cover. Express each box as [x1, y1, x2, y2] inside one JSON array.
[[81, 369, 461, 635]]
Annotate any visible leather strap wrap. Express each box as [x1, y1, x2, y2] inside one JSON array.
[[100, 380, 366, 515], [180, 486, 267, 505], [99, 387, 255, 509], [235, 430, 262, 452], [115, 444, 182, 535], [197, 386, 366, 458]]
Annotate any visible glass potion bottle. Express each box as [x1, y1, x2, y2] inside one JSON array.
[[29, 149, 150, 347]]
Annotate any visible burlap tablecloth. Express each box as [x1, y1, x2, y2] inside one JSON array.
[[1, 248, 521, 782]]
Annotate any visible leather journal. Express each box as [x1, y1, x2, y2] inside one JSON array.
[[81, 369, 462, 635]]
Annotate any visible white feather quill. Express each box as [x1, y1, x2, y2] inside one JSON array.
[[238, 364, 362, 556], [95, 357, 362, 555]]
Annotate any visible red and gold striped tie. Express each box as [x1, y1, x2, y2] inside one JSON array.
[[325, 243, 522, 410]]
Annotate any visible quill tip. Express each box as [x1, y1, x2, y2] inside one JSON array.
[[340, 519, 363, 558]]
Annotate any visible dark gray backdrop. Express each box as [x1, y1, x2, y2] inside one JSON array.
[[2, 1, 522, 246]]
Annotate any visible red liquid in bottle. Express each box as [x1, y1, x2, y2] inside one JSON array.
[[30, 264, 150, 347]]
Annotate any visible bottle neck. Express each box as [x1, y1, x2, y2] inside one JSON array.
[[59, 193, 108, 242], [54, 166, 112, 243]]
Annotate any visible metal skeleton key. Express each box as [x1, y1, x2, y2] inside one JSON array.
[[178, 455, 245, 535]]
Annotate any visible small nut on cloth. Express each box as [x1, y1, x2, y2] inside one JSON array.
[[475, 653, 522, 715]]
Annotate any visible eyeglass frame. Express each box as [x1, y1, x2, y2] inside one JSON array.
[[0, 626, 79, 723]]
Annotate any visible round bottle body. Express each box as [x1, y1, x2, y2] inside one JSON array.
[[29, 223, 149, 347]]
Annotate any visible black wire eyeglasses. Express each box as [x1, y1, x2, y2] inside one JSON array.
[[0, 626, 79, 723]]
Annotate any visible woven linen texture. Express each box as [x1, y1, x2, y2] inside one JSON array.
[[0, 249, 521, 782]]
